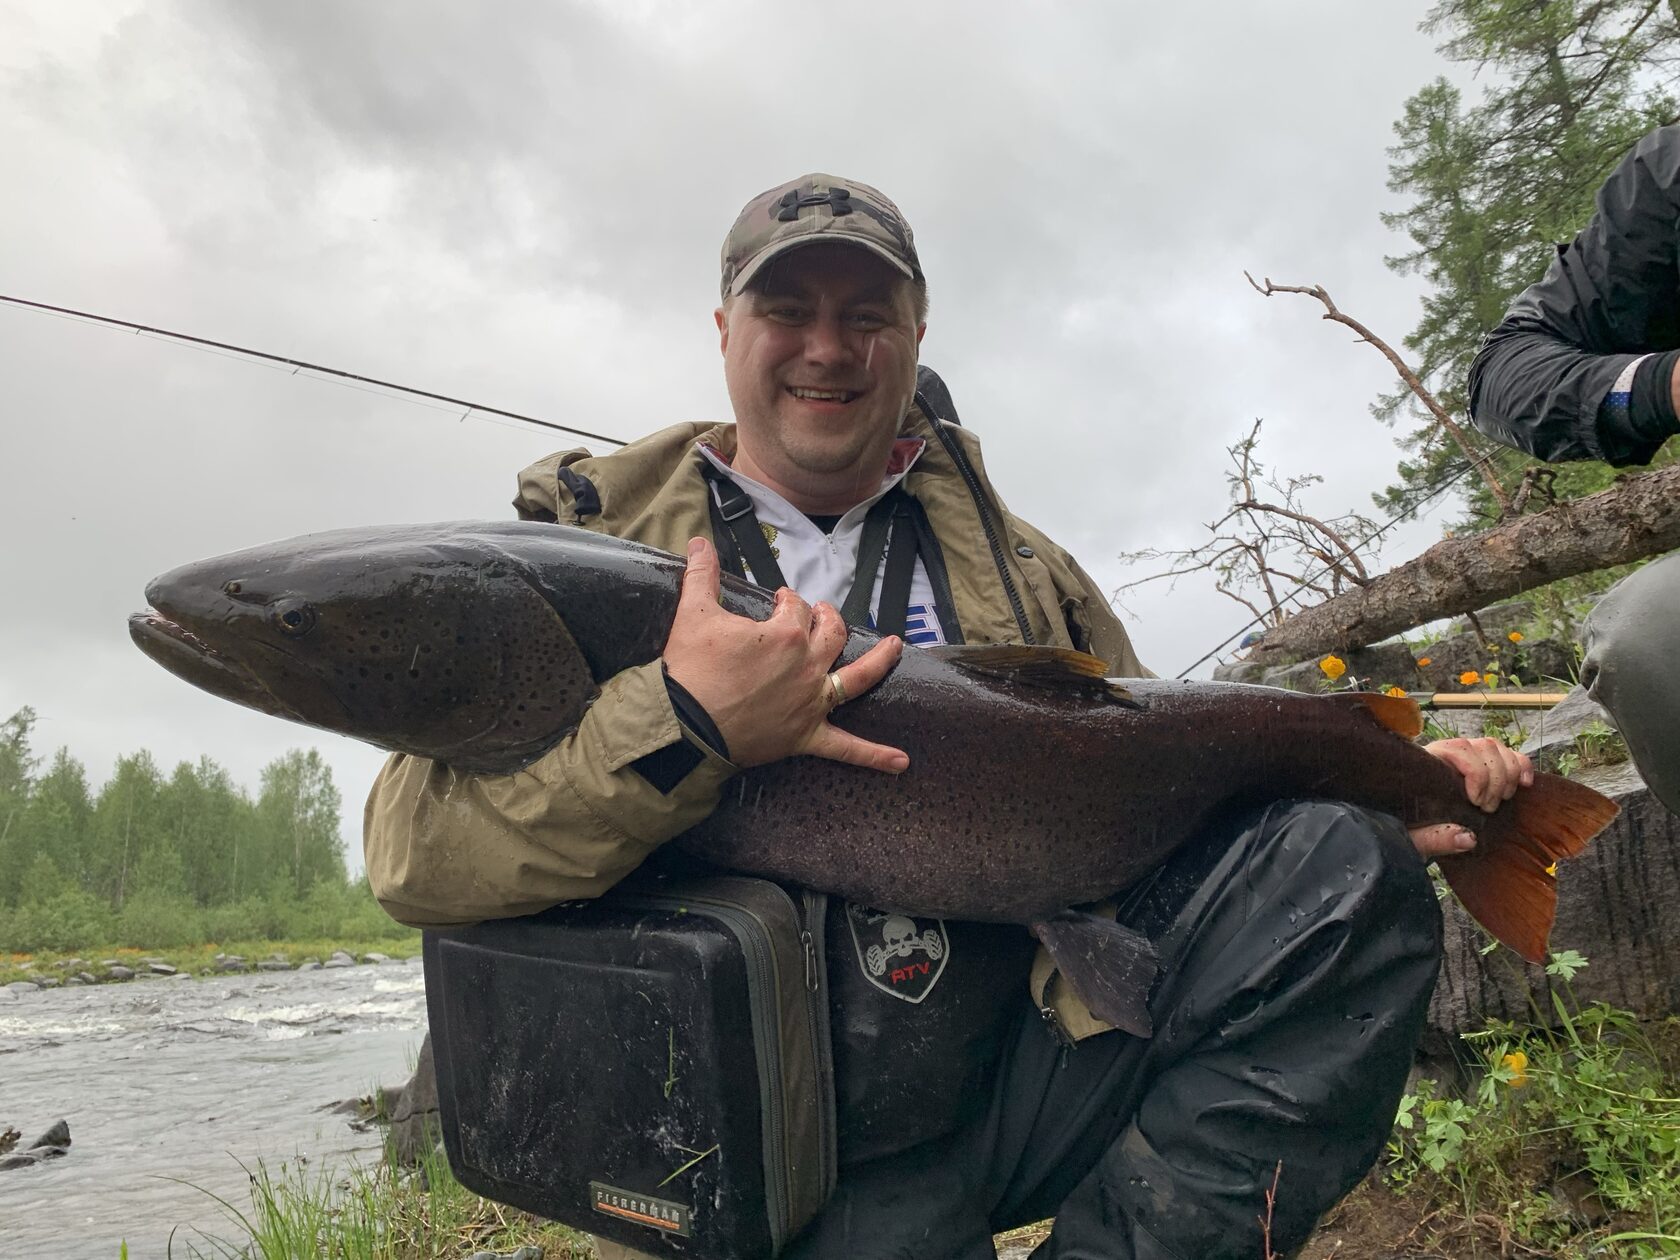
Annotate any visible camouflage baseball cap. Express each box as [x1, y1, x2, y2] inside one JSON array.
[[720, 173, 922, 300]]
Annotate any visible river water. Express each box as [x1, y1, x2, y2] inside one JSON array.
[[0, 959, 428, 1259]]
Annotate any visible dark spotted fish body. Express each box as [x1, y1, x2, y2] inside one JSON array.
[[131, 521, 1618, 1033]]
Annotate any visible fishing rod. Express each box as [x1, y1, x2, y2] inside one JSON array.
[[0, 292, 629, 449]]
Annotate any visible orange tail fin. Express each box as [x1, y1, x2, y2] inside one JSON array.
[[1435, 773, 1619, 963]]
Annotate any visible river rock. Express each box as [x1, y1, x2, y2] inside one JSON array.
[[34, 977, 59, 989], [297, 961, 321, 972], [57, 959, 85, 971], [65, 976, 84, 986], [1427, 759, 1680, 1045], [148, 962, 177, 976], [216, 956, 248, 973], [388, 1034, 441, 1166], [5, 981, 39, 994], [1518, 685, 1616, 772], [106, 965, 135, 981], [0, 1120, 72, 1172], [76, 972, 97, 985], [17, 960, 34, 971], [99, 959, 122, 967], [361, 952, 390, 964], [323, 951, 355, 969], [257, 960, 292, 972], [1211, 659, 1267, 684]]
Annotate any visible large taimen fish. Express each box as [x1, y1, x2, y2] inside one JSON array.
[[129, 522, 1618, 1035]]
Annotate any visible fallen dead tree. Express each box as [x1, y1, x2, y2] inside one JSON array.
[[1247, 462, 1680, 662]]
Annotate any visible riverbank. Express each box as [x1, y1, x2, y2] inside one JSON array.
[[0, 934, 421, 990]]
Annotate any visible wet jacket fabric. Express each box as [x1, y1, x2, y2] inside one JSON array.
[[1468, 124, 1680, 466]]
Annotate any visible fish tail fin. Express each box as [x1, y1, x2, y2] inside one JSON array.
[[1435, 773, 1618, 963], [1031, 911, 1159, 1038]]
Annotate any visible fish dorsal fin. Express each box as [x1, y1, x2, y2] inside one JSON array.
[[1326, 690, 1424, 740], [925, 645, 1138, 705]]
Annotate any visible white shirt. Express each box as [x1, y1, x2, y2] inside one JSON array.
[[697, 441, 949, 647]]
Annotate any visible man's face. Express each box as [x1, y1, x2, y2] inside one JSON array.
[[716, 243, 925, 511]]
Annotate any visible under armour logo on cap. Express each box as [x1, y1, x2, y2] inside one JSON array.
[[721, 173, 922, 299], [777, 186, 854, 220]]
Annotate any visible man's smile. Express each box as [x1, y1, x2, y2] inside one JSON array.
[[787, 385, 863, 404]]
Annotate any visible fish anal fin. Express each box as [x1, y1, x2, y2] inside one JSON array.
[[1325, 691, 1424, 740], [927, 645, 1138, 706], [1031, 910, 1159, 1038], [1436, 773, 1618, 963]]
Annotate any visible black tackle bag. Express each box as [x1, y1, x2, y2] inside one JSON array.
[[423, 875, 837, 1258]]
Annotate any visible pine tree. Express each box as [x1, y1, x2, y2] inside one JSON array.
[[1379, 0, 1680, 523]]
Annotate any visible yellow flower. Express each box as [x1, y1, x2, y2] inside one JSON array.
[[1417, 657, 1432, 667], [1544, 860, 1558, 878], [1500, 1050, 1529, 1088], [1459, 670, 1481, 686], [1507, 630, 1524, 643], [1385, 686, 1407, 698], [1319, 654, 1346, 681]]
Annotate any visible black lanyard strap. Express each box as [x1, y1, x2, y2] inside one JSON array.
[[705, 467, 789, 590], [702, 465, 921, 635]]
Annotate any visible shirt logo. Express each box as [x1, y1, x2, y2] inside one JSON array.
[[846, 904, 950, 1003]]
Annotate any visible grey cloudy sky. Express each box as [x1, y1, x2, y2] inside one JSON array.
[[1, 1, 1472, 873]]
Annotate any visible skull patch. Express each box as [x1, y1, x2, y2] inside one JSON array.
[[845, 904, 950, 1003]]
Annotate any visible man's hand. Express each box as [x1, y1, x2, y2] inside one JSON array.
[[662, 537, 909, 772], [1408, 737, 1535, 860]]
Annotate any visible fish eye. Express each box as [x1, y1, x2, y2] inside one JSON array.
[[275, 602, 317, 637], [223, 581, 242, 595]]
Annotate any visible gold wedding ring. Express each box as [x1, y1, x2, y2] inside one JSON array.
[[823, 671, 848, 709]]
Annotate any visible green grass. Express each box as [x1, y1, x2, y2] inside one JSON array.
[[1, 934, 421, 987], [1384, 952, 1680, 1258], [153, 1141, 592, 1260]]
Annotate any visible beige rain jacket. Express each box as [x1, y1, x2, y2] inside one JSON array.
[[364, 405, 1148, 1037]]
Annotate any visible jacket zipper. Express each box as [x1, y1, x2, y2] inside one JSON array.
[[929, 419, 1035, 644]]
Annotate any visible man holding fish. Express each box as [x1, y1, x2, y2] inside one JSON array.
[[355, 175, 1537, 1258]]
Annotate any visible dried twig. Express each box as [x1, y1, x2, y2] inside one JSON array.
[[1245, 272, 1514, 516]]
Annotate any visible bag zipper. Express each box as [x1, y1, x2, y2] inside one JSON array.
[[799, 889, 837, 1203]]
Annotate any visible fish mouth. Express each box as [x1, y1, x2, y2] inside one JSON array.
[[128, 609, 301, 720]]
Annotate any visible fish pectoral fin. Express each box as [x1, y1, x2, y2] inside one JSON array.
[[1324, 690, 1424, 740], [1031, 911, 1158, 1038], [925, 645, 1140, 706]]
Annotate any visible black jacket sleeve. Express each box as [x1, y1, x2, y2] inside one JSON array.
[[1467, 124, 1680, 467]]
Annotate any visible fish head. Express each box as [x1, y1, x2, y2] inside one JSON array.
[[130, 524, 599, 771]]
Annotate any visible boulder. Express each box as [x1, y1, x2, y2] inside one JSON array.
[[1428, 759, 1680, 1042], [362, 952, 391, 964], [56, 959, 84, 971], [0, 1120, 71, 1172], [34, 977, 59, 990], [388, 1034, 441, 1166], [147, 962, 177, 976], [106, 965, 135, 981], [297, 961, 321, 972], [1211, 660, 1267, 685], [216, 957, 248, 973], [4, 981, 39, 995], [323, 951, 355, 969], [1518, 686, 1618, 772], [75, 972, 97, 985], [257, 961, 291, 972]]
